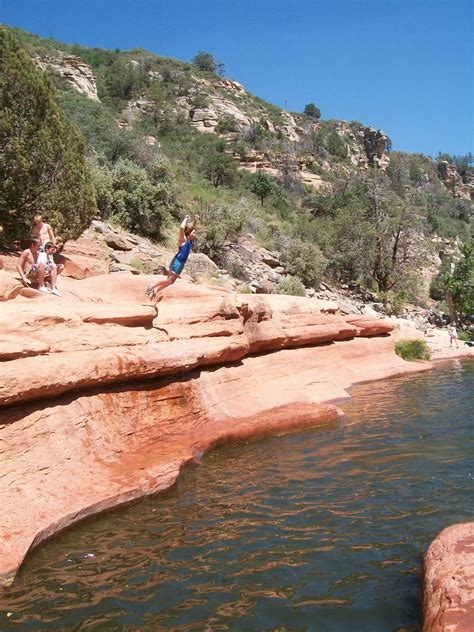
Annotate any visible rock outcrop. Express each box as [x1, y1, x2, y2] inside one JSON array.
[[423, 523, 474, 631], [437, 161, 473, 200], [2, 267, 432, 587], [42, 55, 99, 101], [363, 126, 390, 171]]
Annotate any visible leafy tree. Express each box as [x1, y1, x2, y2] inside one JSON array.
[[108, 158, 175, 240], [431, 240, 474, 324], [203, 151, 238, 188], [90, 161, 113, 217], [320, 173, 428, 295], [0, 27, 96, 242], [250, 171, 273, 206], [303, 102, 321, 120], [192, 51, 225, 76]]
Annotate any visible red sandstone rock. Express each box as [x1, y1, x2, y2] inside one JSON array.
[[344, 313, 393, 336], [423, 523, 474, 631], [61, 237, 109, 278], [0, 334, 419, 587], [0, 270, 470, 590]]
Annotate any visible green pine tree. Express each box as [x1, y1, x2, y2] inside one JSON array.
[[0, 27, 96, 243]]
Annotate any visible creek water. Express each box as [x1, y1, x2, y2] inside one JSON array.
[[1, 360, 473, 632]]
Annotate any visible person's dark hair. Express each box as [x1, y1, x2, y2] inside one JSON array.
[[28, 237, 40, 247], [44, 241, 55, 250]]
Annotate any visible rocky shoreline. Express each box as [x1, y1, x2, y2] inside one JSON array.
[[0, 252, 472, 629]]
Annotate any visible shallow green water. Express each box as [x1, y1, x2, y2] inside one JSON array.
[[1, 360, 473, 631]]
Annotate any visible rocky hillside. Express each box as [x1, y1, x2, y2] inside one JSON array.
[[2, 26, 472, 316], [11, 24, 473, 199]]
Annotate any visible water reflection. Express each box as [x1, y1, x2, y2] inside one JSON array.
[[1, 361, 472, 632]]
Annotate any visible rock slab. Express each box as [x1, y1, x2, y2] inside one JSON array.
[[423, 523, 474, 632]]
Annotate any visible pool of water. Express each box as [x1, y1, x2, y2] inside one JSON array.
[[1, 360, 473, 631]]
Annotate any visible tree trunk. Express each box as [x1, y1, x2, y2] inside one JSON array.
[[446, 290, 457, 325]]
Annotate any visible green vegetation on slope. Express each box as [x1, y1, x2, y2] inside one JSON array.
[[0, 26, 96, 242], [1, 25, 472, 314]]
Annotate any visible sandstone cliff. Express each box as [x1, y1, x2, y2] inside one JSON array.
[[0, 267, 421, 587]]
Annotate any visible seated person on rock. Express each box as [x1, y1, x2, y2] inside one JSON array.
[[37, 241, 63, 295], [16, 238, 60, 295], [145, 214, 199, 303]]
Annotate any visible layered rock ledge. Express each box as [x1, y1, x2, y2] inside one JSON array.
[[0, 270, 471, 598], [423, 523, 474, 631]]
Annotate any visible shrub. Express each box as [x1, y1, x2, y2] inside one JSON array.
[[108, 159, 175, 240], [215, 116, 238, 134], [250, 171, 274, 206], [237, 284, 253, 294], [195, 202, 246, 260], [192, 51, 224, 76], [458, 330, 471, 342], [281, 239, 328, 288], [303, 102, 321, 120], [274, 276, 306, 296], [395, 339, 431, 361], [191, 94, 210, 110], [129, 257, 154, 274]]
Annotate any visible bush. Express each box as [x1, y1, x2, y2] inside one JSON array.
[[195, 202, 246, 260], [202, 151, 238, 188], [274, 276, 306, 296], [237, 284, 253, 294], [458, 330, 471, 342], [192, 51, 224, 76], [107, 158, 176, 240], [303, 102, 321, 120], [281, 239, 327, 288], [395, 339, 431, 361], [215, 115, 238, 134], [191, 93, 210, 110], [129, 257, 154, 274]]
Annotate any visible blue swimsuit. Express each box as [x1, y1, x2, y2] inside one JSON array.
[[169, 239, 191, 275]]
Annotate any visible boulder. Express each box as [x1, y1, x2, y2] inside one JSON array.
[[423, 523, 474, 631], [103, 232, 133, 251], [185, 252, 220, 282]]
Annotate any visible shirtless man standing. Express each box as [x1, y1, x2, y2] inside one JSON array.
[[16, 238, 58, 294], [32, 214, 55, 246]]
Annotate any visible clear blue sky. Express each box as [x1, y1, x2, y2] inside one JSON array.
[[2, 0, 473, 157]]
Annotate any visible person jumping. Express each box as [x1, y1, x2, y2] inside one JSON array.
[[145, 214, 199, 303]]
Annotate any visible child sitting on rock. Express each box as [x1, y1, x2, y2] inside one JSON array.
[[16, 238, 59, 294]]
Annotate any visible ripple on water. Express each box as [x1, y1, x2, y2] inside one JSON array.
[[0, 361, 472, 632]]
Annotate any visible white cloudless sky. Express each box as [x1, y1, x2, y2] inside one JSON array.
[[2, 0, 473, 157]]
